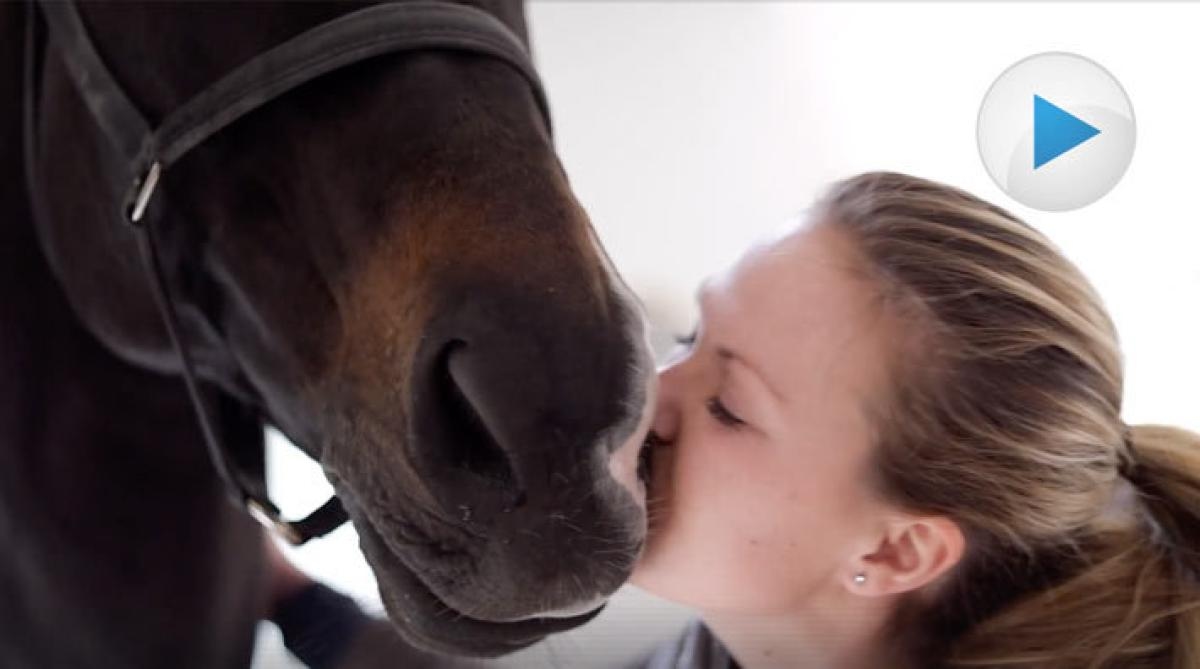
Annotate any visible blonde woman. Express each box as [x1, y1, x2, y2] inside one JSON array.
[[265, 172, 1200, 669]]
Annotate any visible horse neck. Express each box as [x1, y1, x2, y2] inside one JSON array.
[[0, 2, 264, 549], [0, 2, 218, 468], [0, 7, 266, 665]]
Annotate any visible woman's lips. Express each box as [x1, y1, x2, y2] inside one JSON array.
[[637, 436, 654, 487]]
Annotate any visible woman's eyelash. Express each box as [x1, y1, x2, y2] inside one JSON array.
[[705, 397, 745, 428], [671, 328, 743, 428]]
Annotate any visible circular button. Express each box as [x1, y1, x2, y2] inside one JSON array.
[[977, 52, 1136, 212]]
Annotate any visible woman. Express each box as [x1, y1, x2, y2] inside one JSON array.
[[265, 172, 1200, 668]]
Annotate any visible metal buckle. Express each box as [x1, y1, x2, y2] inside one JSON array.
[[247, 497, 304, 546], [126, 161, 162, 225]]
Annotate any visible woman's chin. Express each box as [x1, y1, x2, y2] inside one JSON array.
[[627, 524, 671, 593], [626, 549, 694, 609], [628, 441, 677, 591]]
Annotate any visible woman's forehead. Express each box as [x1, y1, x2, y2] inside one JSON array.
[[712, 224, 872, 328], [705, 224, 891, 403]]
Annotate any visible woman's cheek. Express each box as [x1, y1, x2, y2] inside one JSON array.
[[678, 428, 726, 491]]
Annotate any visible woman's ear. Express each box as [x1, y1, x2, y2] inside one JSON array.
[[845, 516, 965, 597]]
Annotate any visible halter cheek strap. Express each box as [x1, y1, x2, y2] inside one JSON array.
[[26, 0, 552, 545]]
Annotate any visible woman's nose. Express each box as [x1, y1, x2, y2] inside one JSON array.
[[650, 363, 684, 442]]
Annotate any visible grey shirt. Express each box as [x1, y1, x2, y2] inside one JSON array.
[[333, 618, 734, 669], [631, 619, 736, 669]]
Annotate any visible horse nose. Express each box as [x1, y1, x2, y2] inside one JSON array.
[[410, 288, 643, 513], [402, 283, 655, 621], [438, 338, 525, 491]]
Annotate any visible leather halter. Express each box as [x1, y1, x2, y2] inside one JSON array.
[[23, 1, 552, 545]]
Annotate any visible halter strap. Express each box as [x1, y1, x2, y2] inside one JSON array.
[[28, 0, 552, 545], [37, 0, 550, 224]]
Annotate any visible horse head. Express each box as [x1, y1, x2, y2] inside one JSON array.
[[29, 1, 654, 655]]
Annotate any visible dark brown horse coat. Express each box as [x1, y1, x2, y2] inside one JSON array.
[[2, 1, 654, 666]]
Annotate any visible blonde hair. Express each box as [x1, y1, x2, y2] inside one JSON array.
[[815, 172, 1200, 668]]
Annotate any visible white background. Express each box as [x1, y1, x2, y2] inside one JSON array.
[[255, 3, 1200, 667]]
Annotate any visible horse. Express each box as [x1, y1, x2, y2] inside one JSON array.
[[0, 1, 656, 666]]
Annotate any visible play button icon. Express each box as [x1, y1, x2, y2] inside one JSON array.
[[978, 52, 1135, 212], [1034, 95, 1100, 169]]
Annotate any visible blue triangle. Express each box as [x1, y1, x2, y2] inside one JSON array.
[[1034, 95, 1101, 169]]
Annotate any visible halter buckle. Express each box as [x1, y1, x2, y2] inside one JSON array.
[[126, 161, 162, 225], [247, 497, 304, 546]]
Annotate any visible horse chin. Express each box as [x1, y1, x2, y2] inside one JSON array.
[[351, 505, 605, 657]]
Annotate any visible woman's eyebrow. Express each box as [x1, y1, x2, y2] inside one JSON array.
[[696, 282, 786, 403], [717, 346, 785, 403]]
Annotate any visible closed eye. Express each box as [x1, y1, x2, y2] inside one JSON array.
[[706, 397, 745, 428]]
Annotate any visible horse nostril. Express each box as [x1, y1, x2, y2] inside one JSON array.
[[434, 341, 517, 488]]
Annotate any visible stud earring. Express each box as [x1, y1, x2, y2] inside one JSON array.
[[853, 573, 867, 585]]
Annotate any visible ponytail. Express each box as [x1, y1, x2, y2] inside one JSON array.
[[1127, 424, 1200, 578], [941, 424, 1200, 669]]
